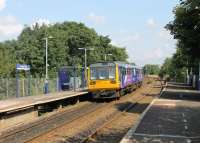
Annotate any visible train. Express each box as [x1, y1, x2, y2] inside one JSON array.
[[88, 61, 143, 99]]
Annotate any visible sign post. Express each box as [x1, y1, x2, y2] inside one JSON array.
[[16, 64, 31, 98]]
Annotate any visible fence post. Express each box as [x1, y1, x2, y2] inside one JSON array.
[[6, 78, 8, 98], [28, 72, 31, 96], [16, 70, 19, 98], [73, 67, 76, 92], [56, 77, 59, 92], [25, 78, 28, 96], [22, 79, 25, 97], [34, 79, 36, 95]]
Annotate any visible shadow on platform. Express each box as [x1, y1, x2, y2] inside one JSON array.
[[114, 101, 149, 114], [161, 89, 200, 101]]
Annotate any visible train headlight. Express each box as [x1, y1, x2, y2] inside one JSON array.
[[90, 81, 96, 85], [110, 80, 116, 84]]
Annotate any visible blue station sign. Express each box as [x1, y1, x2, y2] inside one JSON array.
[[16, 64, 30, 71]]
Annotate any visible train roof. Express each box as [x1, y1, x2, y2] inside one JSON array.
[[89, 61, 142, 69]]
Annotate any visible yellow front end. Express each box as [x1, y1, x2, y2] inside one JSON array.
[[88, 64, 120, 92]]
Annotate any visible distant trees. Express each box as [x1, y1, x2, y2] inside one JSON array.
[[143, 64, 160, 75], [0, 21, 128, 77], [159, 57, 187, 82]]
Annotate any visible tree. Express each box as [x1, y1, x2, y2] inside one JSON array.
[[159, 56, 187, 82], [166, 0, 200, 74], [0, 21, 128, 77], [143, 64, 160, 75], [0, 41, 17, 77]]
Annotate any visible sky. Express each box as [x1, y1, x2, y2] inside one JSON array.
[[0, 0, 179, 66]]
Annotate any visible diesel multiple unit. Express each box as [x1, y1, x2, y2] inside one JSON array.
[[88, 62, 143, 99]]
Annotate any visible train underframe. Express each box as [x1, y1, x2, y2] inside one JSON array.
[[90, 81, 143, 99]]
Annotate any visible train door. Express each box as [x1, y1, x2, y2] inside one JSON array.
[[120, 67, 126, 88]]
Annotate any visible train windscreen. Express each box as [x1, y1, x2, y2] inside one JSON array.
[[90, 66, 115, 80]]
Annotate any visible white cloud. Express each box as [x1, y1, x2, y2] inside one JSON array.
[[111, 33, 142, 47], [86, 12, 106, 25], [158, 29, 173, 40], [144, 48, 164, 60], [123, 34, 141, 43], [109, 26, 176, 66], [0, 0, 6, 11], [146, 18, 157, 28], [0, 16, 23, 37], [31, 18, 51, 29]]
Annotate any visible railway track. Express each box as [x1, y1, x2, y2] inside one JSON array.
[[26, 87, 148, 143], [80, 96, 147, 143], [27, 80, 159, 143], [0, 79, 161, 143], [80, 82, 160, 143]]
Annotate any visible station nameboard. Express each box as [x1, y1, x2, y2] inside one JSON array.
[[16, 64, 30, 71]]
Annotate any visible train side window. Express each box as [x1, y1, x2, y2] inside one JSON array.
[[123, 67, 126, 75], [133, 68, 136, 76], [119, 68, 121, 79]]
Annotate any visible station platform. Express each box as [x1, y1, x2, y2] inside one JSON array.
[[0, 90, 88, 114], [166, 82, 194, 90], [120, 82, 200, 143], [0, 90, 88, 129]]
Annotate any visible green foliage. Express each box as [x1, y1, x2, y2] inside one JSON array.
[[143, 64, 160, 75], [161, 0, 200, 82], [0, 41, 16, 77], [159, 58, 174, 79], [0, 21, 128, 77], [166, 0, 200, 74], [159, 57, 187, 82]]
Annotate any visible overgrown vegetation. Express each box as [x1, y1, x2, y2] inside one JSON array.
[[0, 22, 128, 78]]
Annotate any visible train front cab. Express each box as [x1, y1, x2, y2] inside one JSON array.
[[88, 63, 121, 99]]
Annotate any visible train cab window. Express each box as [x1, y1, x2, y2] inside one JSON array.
[[91, 68, 97, 80], [90, 66, 115, 80], [109, 67, 115, 79], [99, 68, 109, 79]]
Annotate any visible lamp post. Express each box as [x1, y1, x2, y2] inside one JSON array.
[[78, 48, 94, 69], [43, 36, 53, 94], [78, 48, 94, 87], [104, 53, 112, 61]]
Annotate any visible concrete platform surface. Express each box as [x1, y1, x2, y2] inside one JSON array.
[[120, 98, 200, 143], [0, 91, 88, 114], [161, 83, 200, 101], [166, 82, 193, 90]]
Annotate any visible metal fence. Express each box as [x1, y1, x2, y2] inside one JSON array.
[[0, 66, 88, 100], [0, 78, 58, 100]]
